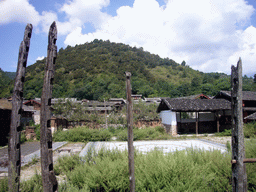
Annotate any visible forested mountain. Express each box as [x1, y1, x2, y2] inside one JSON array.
[[0, 69, 15, 96], [1, 39, 256, 100]]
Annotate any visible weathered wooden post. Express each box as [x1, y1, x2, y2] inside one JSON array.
[[40, 21, 58, 192], [231, 58, 247, 192], [125, 72, 135, 192], [8, 23, 32, 192]]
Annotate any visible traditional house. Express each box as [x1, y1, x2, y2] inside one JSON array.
[[176, 93, 210, 100], [157, 98, 231, 135], [143, 97, 161, 103], [21, 105, 36, 125], [0, 99, 12, 145], [23, 99, 42, 124], [131, 94, 142, 100], [214, 91, 256, 122], [244, 112, 256, 122], [23, 99, 41, 110], [50, 116, 69, 133], [0, 99, 37, 145]]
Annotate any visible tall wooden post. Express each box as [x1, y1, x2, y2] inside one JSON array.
[[40, 21, 58, 192], [126, 72, 135, 192], [8, 24, 32, 192], [231, 58, 247, 192]]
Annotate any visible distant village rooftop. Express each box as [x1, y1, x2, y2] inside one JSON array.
[[157, 98, 231, 113], [215, 91, 256, 101]]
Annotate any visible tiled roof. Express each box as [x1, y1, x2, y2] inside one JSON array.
[[216, 91, 256, 101], [175, 94, 210, 100], [244, 112, 256, 120], [157, 98, 231, 112]]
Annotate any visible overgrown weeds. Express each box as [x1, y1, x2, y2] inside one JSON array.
[[215, 129, 232, 136], [0, 177, 8, 192], [20, 171, 42, 192], [53, 126, 172, 142], [57, 148, 233, 191], [3, 138, 255, 191], [53, 126, 112, 142], [244, 121, 256, 138]]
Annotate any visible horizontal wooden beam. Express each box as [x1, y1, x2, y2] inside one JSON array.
[[231, 158, 256, 164]]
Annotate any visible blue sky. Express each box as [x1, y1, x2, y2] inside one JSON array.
[[1, 0, 256, 76]]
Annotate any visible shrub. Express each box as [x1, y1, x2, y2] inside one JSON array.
[[20, 131, 27, 144], [58, 148, 232, 191], [53, 126, 112, 142], [54, 154, 82, 176], [215, 129, 232, 136], [133, 127, 171, 141], [20, 138, 256, 191], [116, 129, 128, 141], [34, 124, 41, 141], [0, 177, 8, 192], [53, 126, 172, 142], [20, 171, 42, 192], [245, 139, 256, 191], [244, 122, 256, 138]]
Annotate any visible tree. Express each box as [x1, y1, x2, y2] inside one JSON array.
[[181, 60, 186, 66]]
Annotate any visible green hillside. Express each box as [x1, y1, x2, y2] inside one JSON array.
[[0, 69, 15, 96], [1, 39, 256, 100]]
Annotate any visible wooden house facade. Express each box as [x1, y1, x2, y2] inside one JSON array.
[[214, 91, 256, 122], [157, 98, 231, 135]]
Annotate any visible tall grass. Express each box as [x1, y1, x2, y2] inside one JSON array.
[[245, 139, 256, 190], [0, 177, 8, 192], [244, 122, 256, 138], [58, 148, 233, 191], [55, 139, 255, 192], [20, 171, 42, 192], [2, 139, 255, 191]]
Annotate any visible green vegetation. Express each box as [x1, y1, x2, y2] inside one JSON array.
[[20, 171, 43, 192], [244, 121, 256, 138], [133, 101, 159, 121], [0, 68, 15, 97], [215, 129, 232, 137], [52, 99, 159, 125], [1, 40, 256, 99], [1, 139, 254, 191], [53, 126, 171, 142], [215, 121, 256, 138], [0, 177, 8, 192], [53, 126, 112, 142]]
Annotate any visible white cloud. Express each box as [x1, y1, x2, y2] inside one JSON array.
[[40, 11, 58, 34], [2, 0, 255, 75], [0, 0, 40, 25], [228, 26, 256, 75], [36, 56, 45, 61], [0, 0, 111, 37], [63, 0, 255, 75], [57, 0, 111, 35]]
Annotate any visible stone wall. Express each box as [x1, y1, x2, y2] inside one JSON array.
[[134, 119, 161, 128], [162, 124, 177, 136]]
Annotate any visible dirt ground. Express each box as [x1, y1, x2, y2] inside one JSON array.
[[202, 136, 231, 145]]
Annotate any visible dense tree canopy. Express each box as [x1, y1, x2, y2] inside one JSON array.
[[1, 40, 256, 100]]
